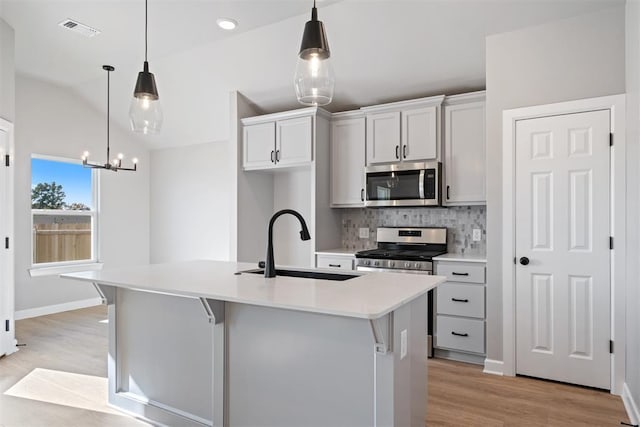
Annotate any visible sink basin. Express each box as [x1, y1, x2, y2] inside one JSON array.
[[240, 268, 358, 282]]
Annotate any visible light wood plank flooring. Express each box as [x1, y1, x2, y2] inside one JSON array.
[[0, 306, 630, 426]]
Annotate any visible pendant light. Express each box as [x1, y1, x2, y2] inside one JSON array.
[[83, 65, 138, 172], [294, 0, 334, 106], [129, 0, 163, 134]]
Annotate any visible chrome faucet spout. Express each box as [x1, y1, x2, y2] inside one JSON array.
[[265, 209, 311, 278]]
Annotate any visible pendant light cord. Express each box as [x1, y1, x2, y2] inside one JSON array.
[[106, 68, 110, 163], [145, 0, 148, 62]]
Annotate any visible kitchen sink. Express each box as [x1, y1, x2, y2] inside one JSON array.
[[239, 268, 359, 282]]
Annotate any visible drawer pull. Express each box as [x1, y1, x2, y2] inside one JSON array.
[[328, 264, 341, 268], [451, 331, 469, 337], [452, 272, 469, 276], [451, 298, 469, 303]]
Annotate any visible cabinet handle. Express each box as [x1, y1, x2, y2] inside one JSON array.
[[451, 298, 469, 303], [395, 145, 399, 159], [328, 264, 341, 268], [270, 150, 275, 163], [446, 185, 450, 200], [403, 145, 407, 159], [276, 150, 280, 162], [361, 188, 365, 202], [452, 272, 469, 276], [451, 331, 469, 337]]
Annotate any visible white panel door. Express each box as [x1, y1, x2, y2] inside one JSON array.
[[0, 127, 14, 357], [276, 116, 313, 167], [366, 111, 400, 164], [331, 118, 365, 206], [515, 110, 610, 389], [401, 106, 438, 161], [243, 122, 276, 170]]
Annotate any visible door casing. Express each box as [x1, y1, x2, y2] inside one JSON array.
[[501, 94, 626, 395]]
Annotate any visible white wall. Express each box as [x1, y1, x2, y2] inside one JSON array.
[[625, 0, 640, 413], [150, 142, 230, 263], [14, 74, 150, 312], [485, 6, 625, 362], [0, 17, 14, 122]]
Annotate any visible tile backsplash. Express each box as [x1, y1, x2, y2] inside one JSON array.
[[341, 206, 486, 255]]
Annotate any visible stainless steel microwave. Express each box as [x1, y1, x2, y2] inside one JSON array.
[[364, 161, 442, 207]]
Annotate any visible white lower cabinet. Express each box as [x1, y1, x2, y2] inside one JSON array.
[[316, 253, 355, 271], [434, 259, 486, 364]]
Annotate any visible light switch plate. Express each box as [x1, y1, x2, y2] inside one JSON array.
[[359, 228, 369, 239], [473, 229, 482, 241], [400, 329, 408, 360]]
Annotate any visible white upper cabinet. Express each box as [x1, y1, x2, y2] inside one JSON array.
[[242, 108, 321, 171], [366, 111, 400, 164], [363, 96, 444, 166], [276, 116, 313, 167], [443, 92, 486, 205], [402, 106, 438, 161], [331, 114, 365, 207], [243, 122, 276, 169]]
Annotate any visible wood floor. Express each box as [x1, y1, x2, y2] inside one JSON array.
[[0, 306, 630, 426]]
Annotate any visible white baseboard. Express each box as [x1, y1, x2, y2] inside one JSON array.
[[483, 358, 504, 376], [15, 298, 102, 320], [623, 383, 640, 426]]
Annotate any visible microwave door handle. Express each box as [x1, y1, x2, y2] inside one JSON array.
[[419, 170, 425, 199]]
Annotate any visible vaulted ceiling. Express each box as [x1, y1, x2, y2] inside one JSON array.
[[1, 0, 623, 149]]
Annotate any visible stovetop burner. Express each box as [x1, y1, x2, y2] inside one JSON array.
[[355, 248, 447, 261]]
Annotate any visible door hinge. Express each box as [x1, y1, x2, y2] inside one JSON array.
[[4, 237, 8, 249], [610, 340, 614, 354], [610, 236, 614, 250], [4, 154, 9, 167], [609, 133, 613, 147], [4, 319, 9, 332]]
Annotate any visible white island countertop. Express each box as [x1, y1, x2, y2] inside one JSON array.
[[62, 260, 445, 320]]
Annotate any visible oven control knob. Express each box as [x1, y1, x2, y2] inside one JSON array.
[[374, 261, 380, 266], [389, 261, 394, 267], [365, 260, 370, 266], [404, 262, 411, 268], [414, 263, 420, 269]]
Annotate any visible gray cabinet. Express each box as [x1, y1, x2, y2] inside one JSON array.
[[443, 92, 486, 205]]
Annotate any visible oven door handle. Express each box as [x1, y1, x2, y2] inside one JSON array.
[[419, 170, 425, 199]]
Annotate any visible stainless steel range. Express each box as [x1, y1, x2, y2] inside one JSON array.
[[355, 227, 447, 357]]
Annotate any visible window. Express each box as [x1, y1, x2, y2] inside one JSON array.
[[31, 156, 98, 269]]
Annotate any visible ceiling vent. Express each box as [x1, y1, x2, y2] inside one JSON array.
[[58, 19, 101, 37]]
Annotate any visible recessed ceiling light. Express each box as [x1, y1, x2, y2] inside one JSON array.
[[216, 18, 238, 31]]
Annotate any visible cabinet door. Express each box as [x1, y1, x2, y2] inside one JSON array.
[[401, 106, 438, 161], [444, 101, 486, 205], [243, 122, 276, 170], [276, 116, 313, 167], [331, 118, 365, 206], [366, 112, 400, 164]]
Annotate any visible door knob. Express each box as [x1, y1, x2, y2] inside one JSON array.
[[519, 257, 530, 266]]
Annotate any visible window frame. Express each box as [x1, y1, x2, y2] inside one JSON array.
[[29, 154, 101, 276]]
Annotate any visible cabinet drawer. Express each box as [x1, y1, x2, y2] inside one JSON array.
[[436, 316, 485, 354], [436, 283, 485, 318], [436, 263, 485, 284], [316, 255, 354, 271]]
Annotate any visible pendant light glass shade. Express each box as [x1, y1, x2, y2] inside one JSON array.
[[130, 0, 163, 133], [294, 0, 334, 106]]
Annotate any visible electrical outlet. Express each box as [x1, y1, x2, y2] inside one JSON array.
[[473, 228, 482, 242], [359, 228, 369, 239], [400, 329, 408, 360]]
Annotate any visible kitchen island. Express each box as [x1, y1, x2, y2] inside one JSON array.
[[62, 260, 444, 427]]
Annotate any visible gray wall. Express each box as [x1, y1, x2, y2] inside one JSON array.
[[0, 17, 14, 122], [14, 75, 150, 312], [625, 0, 640, 409], [485, 6, 625, 361], [341, 206, 486, 255], [150, 141, 230, 263]]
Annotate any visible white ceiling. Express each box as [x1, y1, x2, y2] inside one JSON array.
[[1, 0, 623, 149]]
